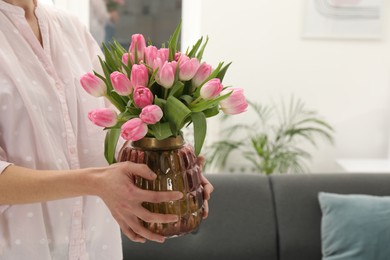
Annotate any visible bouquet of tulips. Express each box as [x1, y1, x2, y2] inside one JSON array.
[[80, 22, 248, 164]]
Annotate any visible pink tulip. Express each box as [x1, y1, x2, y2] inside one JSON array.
[[156, 61, 176, 89], [144, 46, 164, 72], [121, 52, 134, 66], [200, 78, 223, 100], [144, 46, 158, 68], [174, 52, 183, 61], [192, 62, 212, 88], [130, 64, 149, 88], [219, 87, 248, 115], [120, 118, 148, 141], [88, 108, 118, 127], [129, 34, 146, 63], [157, 48, 169, 62], [133, 86, 153, 108], [139, 105, 163, 124], [151, 57, 164, 72], [179, 56, 200, 81], [110, 71, 133, 96], [80, 72, 107, 97]]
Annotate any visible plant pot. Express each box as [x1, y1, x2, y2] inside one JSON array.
[[117, 135, 204, 238]]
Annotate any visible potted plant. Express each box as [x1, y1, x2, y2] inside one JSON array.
[[206, 96, 334, 174]]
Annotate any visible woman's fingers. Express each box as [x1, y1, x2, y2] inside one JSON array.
[[134, 188, 183, 203], [200, 174, 214, 200], [117, 218, 146, 243], [135, 204, 179, 223], [117, 213, 167, 243], [196, 155, 205, 171], [124, 162, 157, 181], [202, 199, 209, 219]]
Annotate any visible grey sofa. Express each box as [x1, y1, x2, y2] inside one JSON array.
[[122, 173, 390, 260]]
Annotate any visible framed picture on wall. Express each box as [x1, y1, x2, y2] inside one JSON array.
[[303, 0, 384, 40]]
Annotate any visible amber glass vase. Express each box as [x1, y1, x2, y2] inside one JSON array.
[[117, 135, 204, 238]]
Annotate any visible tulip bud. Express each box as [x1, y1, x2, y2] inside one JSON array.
[[120, 118, 148, 141], [174, 51, 183, 61], [151, 57, 164, 72], [121, 52, 134, 66], [133, 86, 153, 108], [158, 48, 169, 62], [156, 61, 176, 89], [179, 56, 200, 81], [139, 105, 163, 124], [110, 71, 133, 96], [131, 64, 149, 88], [200, 78, 223, 100], [88, 108, 118, 127], [129, 34, 146, 63], [219, 87, 248, 115], [144, 45, 158, 68], [80, 72, 107, 97], [192, 62, 212, 88]]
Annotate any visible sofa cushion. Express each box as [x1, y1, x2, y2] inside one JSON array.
[[270, 173, 390, 260], [319, 192, 390, 260]]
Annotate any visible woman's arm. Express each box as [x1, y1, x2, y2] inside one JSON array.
[[0, 162, 182, 243]]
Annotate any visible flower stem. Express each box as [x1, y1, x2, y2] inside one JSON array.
[[190, 96, 202, 106], [106, 95, 125, 112], [164, 88, 169, 100]]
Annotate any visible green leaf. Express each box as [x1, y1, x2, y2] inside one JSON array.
[[104, 128, 120, 165], [154, 96, 167, 109], [124, 105, 141, 116], [102, 44, 118, 72], [168, 21, 182, 61], [196, 36, 209, 61], [203, 105, 220, 118], [113, 38, 127, 53], [168, 81, 184, 98], [189, 91, 232, 112], [216, 62, 232, 82], [148, 68, 158, 88], [180, 95, 194, 105], [165, 96, 191, 132], [191, 112, 207, 155], [187, 37, 203, 58], [148, 122, 174, 140]]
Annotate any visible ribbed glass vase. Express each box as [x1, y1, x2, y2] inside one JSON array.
[[117, 135, 204, 238]]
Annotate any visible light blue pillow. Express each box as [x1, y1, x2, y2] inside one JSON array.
[[318, 192, 390, 260]]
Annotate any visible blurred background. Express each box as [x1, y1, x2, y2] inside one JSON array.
[[50, 0, 390, 174]]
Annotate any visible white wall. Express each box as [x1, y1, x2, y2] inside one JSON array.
[[63, 0, 390, 173], [54, 0, 89, 28], [183, 0, 390, 173]]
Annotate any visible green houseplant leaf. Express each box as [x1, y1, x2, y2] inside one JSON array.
[[206, 96, 334, 174]]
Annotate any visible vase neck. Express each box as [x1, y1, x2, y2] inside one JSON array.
[[131, 136, 184, 150]]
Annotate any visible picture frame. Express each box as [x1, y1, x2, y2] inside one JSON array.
[[303, 0, 384, 40]]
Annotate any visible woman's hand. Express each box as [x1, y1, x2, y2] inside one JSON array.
[[94, 161, 183, 243], [197, 156, 214, 219]]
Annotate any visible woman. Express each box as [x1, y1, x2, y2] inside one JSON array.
[[0, 0, 213, 259]]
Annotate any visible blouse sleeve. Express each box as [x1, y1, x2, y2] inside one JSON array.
[[0, 146, 11, 214]]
